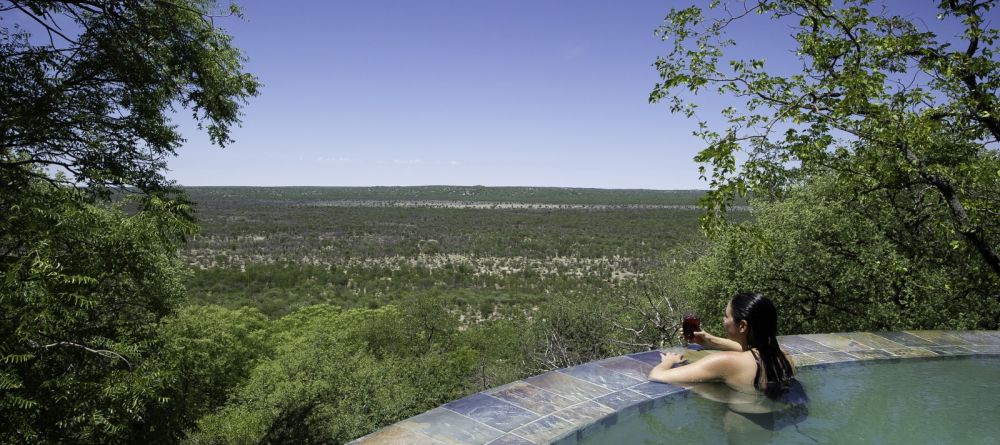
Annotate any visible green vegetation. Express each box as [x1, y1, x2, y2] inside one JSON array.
[[1, 0, 258, 442], [185, 304, 477, 444], [0, 176, 195, 443], [181, 186, 710, 317], [652, 0, 1000, 333], [678, 177, 1000, 334]]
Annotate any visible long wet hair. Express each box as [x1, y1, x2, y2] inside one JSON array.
[[730, 292, 795, 399]]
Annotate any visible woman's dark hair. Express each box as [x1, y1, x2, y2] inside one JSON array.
[[730, 292, 795, 399]]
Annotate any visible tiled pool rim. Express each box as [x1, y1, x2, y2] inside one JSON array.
[[349, 330, 1000, 445]]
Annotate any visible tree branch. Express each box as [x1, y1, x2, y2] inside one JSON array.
[[897, 141, 1000, 281], [9, 1, 80, 45], [41, 341, 132, 368]]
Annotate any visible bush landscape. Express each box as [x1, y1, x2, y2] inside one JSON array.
[[2, 1, 999, 444], [181, 186, 713, 316]]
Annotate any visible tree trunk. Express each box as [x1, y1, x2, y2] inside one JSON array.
[[899, 143, 1000, 281]]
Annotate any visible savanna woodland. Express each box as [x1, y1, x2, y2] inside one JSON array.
[[1, 0, 998, 443]]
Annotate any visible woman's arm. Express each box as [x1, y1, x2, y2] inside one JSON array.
[[693, 331, 744, 352], [648, 351, 735, 384]]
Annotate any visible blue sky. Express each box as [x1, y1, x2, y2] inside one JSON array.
[[166, 0, 709, 189], [15, 0, 957, 190]]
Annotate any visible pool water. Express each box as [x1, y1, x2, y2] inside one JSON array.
[[579, 357, 1000, 445]]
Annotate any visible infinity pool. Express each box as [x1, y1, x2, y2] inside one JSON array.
[[579, 357, 1000, 445]]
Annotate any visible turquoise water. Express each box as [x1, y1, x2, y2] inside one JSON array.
[[580, 357, 1000, 445]]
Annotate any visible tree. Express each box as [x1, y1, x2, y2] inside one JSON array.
[[651, 0, 1000, 325], [0, 178, 197, 442], [652, 0, 1000, 281], [1, 0, 260, 195], [0, 0, 258, 441], [679, 175, 1000, 333]]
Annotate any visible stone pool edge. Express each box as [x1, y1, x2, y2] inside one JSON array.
[[349, 330, 1000, 445]]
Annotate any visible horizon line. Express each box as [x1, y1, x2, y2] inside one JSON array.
[[174, 184, 710, 192]]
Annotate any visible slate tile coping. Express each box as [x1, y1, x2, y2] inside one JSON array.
[[349, 330, 1000, 445], [443, 393, 540, 433]]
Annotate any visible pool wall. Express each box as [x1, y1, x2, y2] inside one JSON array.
[[349, 330, 1000, 445]]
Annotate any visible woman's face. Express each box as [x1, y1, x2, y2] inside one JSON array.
[[723, 302, 736, 338], [723, 302, 744, 341]]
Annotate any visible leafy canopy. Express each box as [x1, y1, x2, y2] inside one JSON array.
[[1, 0, 260, 194], [652, 0, 1000, 281], [1, 0, 258, 441], [679, 175, 1000, 333]]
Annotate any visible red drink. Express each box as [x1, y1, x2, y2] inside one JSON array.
[[682, 313, 700, 342]]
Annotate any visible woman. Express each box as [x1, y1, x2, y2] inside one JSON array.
[[648, 293, 796, 400]]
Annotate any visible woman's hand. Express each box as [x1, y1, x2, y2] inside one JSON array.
[[690, 330, 710, 346], [677, 326, 711, 345], [659, 351, 686, 368]]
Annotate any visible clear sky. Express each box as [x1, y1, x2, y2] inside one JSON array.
[[131, 1, 981, 189], [166, 0, 710, 189]]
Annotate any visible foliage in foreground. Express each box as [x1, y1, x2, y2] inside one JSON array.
[[167, 288, 658, 444], [2, 0, 257, 441], [678, 176, 1000, 335], [652, 0, 1000, 331], [130, 305, 269, 444], [180, 283, 674, 444], [0, 176, 193, 442], [185, 304, 477, 444]]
